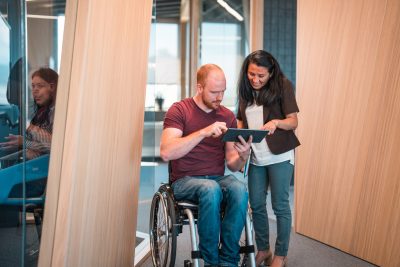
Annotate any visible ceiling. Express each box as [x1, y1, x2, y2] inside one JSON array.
[[27, 0, 66, 16], [26, 0, 245, 23]]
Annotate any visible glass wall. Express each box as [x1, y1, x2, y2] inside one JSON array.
[[1, 0, 295, 265], [0, 3, 24, 266], [200, 0, 249, 108], [0, 0, 65, 266], [135, 0, 249, 264], [135, 1, 180, 264]]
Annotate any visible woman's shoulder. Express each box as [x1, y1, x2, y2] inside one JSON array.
[[281, 77, 294, 90]]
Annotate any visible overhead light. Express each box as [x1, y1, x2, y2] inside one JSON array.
[[217, 0, 244, 21], [27, 14, 58, 20]]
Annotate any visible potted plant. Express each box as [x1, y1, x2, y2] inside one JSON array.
[[155, 94, 165, 111]]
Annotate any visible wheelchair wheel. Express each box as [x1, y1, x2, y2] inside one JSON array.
[[239, 209, 255, 267], [239, 231, 249, 267], [150, 189, 177, 267]]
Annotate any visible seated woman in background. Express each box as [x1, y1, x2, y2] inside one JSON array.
[[0, 67, 58, 198], [0, 67, 58, 161]]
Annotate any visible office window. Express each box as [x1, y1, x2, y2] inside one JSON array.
[[200, 0, 248, 109], [146, 23, 180, 111], [200, 22, 244, 108]]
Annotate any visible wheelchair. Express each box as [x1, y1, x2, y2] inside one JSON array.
[[149, 183, 256, 267]]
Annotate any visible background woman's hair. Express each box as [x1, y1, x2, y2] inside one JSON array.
[[237, 50, 285, 107], [31, 67, 58, 86]]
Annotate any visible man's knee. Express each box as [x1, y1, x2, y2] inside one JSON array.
[[226, 178, 248, 206], [198, 179, 223, 203]]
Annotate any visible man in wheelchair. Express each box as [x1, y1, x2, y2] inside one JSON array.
[[160, 64, 252, 267]]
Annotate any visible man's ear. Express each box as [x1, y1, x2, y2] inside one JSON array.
[[197, 83, 203, 93]]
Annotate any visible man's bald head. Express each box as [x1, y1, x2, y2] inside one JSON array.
[[197, 64, 224, 88]]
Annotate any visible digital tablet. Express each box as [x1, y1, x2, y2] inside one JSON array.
[[222, 128, 268, 143]]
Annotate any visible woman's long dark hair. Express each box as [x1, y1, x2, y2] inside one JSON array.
[[237, 50, 285, 107], [30, 67, 58, 130]]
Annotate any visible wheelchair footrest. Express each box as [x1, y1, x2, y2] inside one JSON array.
[[239, 245, 255, 254], [191, 250, 202, 259]]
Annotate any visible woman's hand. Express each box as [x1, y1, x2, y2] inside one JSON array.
[[261, 113, 298, 135], [0, 134, 23, 150], [262, 120, 279, 135]]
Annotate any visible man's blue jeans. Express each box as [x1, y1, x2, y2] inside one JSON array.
[[248, 161, 293, 256], [171, 174, 248, 267]]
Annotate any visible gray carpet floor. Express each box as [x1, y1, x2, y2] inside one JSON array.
[[138, 163, 378, 267], [0, 224, 40, 267], [138, 217, 377, 267]]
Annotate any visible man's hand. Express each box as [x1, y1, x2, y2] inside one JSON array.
[[201, 121, 228, 138], [161, 121, 227, 161], [233, 135, 252, 161]]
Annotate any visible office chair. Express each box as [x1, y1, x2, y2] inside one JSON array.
[[0, 154, 50, 241]]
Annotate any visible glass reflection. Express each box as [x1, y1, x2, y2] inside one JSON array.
[[136, 0, 249, 265], [0, 1, 65, 266]]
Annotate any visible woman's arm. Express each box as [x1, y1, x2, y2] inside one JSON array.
[[237, 119, 244, 129], [0, 134, 23, 150], [261, 112, 298, 135]]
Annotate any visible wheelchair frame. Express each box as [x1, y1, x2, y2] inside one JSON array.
[[149, 183, 256, 267]]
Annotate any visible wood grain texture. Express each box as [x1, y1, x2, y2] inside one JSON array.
[[295, 0, 400, 266], [189, 0, 200, 97], [38, 0, 153, 266], [38, 0, 79, 265], [250, 0, 264, 52]]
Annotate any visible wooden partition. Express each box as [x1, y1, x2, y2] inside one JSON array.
[[295, 0, 400, 266], [249, 0, 264, 52], [38, 0, 153, 266]]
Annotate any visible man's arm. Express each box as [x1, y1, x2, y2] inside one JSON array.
[[225, 135, 252, 172], [160, 122, 228, 161]]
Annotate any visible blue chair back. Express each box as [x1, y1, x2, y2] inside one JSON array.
[[0, 154, 49, 205]]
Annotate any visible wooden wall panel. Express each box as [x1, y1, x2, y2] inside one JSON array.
[[250, 0, 264, 52], [38, 0, 153, 266], [295, 0, 400, 266], [189, 0, 199, 96]]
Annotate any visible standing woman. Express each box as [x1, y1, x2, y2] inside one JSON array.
[[236, 50, 300, 267]]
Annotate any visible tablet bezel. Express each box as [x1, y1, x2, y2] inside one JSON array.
[[221, 128, 268, 143]]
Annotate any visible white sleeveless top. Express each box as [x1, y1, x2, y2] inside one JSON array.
[[245, 103, 294, 166]]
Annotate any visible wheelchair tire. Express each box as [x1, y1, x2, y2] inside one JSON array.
[[239, 209, 255, 267], [239, 232, 249, 267], [149, 189, 177, 267]]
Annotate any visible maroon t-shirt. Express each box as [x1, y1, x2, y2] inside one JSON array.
[[163, 98, 237, 182]]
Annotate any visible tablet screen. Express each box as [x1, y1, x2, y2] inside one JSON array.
[[222, 128, 268, 143]]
